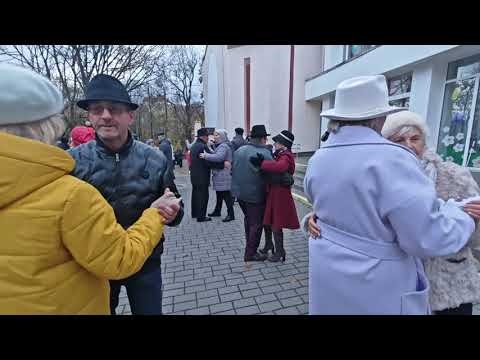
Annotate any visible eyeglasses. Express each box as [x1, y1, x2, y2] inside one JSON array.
[[88, 104, 129, 116]]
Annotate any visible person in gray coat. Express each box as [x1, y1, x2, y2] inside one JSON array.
[[232, 125, 274, 261], [200, 129, 235, 222]]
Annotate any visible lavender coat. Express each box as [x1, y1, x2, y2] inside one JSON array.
[[203, 140, 232, 192], [304, 126, 475, 315]]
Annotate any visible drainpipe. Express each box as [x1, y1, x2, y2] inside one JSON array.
[[288, 45, 295, 132]]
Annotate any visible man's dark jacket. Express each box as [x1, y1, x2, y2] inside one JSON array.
[[68, 132, 183, 261], [189, 138, 211, 186]]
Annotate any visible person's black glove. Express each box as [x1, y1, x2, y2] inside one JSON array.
[[249, 153, 264, 167]]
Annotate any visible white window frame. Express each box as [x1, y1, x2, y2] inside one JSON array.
[[387, 72, 412, 108], [344, 45, 376, 61]]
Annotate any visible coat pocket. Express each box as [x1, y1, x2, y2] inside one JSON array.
[[400, 271, 429, 315]]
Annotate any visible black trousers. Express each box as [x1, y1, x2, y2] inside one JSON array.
[[435, 302, 473, 315], [191, 184, 209, 219], [212, 190, 235, 217]]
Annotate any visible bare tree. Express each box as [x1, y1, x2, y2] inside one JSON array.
[[155, 45, 202, 142], [0, 45, 166, 129]]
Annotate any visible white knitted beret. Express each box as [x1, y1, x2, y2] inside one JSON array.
[[382, 110, 429, 139], [0, 63, 64, 125]]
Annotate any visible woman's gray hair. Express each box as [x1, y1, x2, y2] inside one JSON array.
[[0, 114, 66, 145], [215, 129, 228, 143]]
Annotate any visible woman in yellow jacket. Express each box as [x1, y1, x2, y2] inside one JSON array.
[[0, 63, 180, 315]]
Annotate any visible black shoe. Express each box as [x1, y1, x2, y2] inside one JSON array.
[[244, 252, 267, 262], [268, 252, 286, 262], [197, 217, 212, 222], [208, 211, 221, 217], [222, 215, 235, 222]]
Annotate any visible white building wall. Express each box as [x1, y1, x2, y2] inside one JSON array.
[[306, 45, 460, 101], [224, 45, 324, 152], [203, 45, 324, 153], [306, 45, 480, 160], [292, 45, 324, 152], [202, 45, 226, 129]]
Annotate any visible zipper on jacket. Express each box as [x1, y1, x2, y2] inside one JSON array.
[[115, 153, 120, 163]]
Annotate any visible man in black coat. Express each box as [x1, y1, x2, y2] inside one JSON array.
[[190, 127, 212, 222], [69, 74, 183, 315]]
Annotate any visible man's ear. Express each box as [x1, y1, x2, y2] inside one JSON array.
[[127, 111, 135, 126]]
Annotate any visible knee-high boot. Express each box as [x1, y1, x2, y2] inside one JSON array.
[[268, 230, 286, 262], [259, 226, 275, 255]]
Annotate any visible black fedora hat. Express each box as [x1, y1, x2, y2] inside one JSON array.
[[272, 130, 294, 148], [77, 74, 138, 111], [250, 125, 270, 138]]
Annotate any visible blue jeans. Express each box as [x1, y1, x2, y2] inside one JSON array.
[[110, 258, 163, 315]]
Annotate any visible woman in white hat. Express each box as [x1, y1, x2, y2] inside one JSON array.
[[0, 63, 180, 314], [304, 75, 480, 315], [305, 109, 480, 315]]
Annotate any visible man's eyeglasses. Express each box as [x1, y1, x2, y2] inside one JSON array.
[[88, 104, 129, 116]]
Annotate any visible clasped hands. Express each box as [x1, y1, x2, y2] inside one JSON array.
[[150, 188, 181, 224]]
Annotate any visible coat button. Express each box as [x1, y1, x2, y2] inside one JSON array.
[[142, 171, 149, 179]]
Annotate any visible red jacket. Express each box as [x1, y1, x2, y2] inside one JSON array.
[[261, 149, 299, 230]]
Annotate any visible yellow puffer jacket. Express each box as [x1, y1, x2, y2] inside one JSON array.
[[0, 132, 165, 314]]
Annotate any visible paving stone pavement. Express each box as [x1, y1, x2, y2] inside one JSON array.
[[117, 165, 311, 315]]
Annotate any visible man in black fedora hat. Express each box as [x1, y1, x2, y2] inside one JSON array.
[[69, 74, 184, 315], [190, 127, 213, 222], [232, 125, 274, 261]]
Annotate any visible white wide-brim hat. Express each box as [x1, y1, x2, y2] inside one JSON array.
[[320, 75, 406, 121], [0, 63, 64, 126]]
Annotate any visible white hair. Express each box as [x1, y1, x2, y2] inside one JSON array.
[[0, 114, 65, 145], [382, 111, 429, 140]]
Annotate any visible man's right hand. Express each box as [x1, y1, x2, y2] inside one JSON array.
[[150, 188, 181, 224]]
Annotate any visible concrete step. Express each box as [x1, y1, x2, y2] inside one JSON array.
[[295, 163, 307, 175]]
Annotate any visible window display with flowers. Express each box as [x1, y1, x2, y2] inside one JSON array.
[[437, 54, 480, 168], [437, 79, 474, 165]]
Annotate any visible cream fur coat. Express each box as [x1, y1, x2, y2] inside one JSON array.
[[422, 149, 480, 311]]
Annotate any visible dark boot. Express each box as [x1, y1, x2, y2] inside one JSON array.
[[268, 231, 286, 262], [209, 191, 223, 217], [223, 192, 235, 222], [259, 227, 275, 255], [244, 252, 268, 262], [222, 215, 235, 222]]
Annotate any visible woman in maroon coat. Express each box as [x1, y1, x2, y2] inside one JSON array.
[[249, 130, 300, 262]]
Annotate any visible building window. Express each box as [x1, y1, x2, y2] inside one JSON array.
[[344, 45, 376, 60], [437, 54, 480, 168], [388, 73, 412, 108]]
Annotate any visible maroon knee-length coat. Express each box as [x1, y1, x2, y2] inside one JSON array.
[[261, 149, 300, 231]]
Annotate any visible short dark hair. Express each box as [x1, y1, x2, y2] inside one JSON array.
[[235, 127, 244, 135]]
